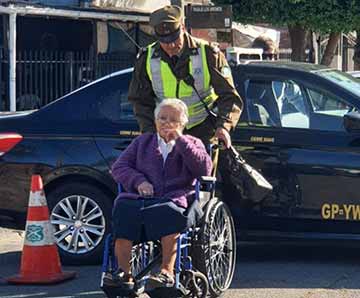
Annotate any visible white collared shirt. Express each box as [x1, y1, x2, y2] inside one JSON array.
[[157, 134, 175, 163]]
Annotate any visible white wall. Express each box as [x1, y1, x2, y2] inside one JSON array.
[[92, 0, 171, 12]]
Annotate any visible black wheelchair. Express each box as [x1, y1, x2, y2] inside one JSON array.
[[100, 146, 237, 298]]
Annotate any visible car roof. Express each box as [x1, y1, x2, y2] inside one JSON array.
[[67, 67, 133, 96], [42, 67, 133, 107], [236, 61, 333, 73]]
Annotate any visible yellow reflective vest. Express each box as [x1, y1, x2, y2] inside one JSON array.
[[146, 41, 218, 129]]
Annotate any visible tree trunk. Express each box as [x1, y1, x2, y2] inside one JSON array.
[[354, 30, 360, 70], [288, 24, 308, 62], [320, 32, 341, 66]]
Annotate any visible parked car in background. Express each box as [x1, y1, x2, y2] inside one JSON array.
[[348, 70, 360, 80], [2, 62, 360, 264], [0, 69, 134, 264], [226, 47, 263, 66]]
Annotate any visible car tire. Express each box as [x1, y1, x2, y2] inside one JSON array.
[[47, 181, 113, 265]]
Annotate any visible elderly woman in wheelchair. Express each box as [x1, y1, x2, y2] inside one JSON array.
[[101, 98, 237, 298]]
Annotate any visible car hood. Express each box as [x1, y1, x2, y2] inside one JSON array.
[[0, 110, 38, 132], [0, 110, 37, 118]]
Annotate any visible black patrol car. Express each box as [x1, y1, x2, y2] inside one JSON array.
[[1, 62, 360, 264]]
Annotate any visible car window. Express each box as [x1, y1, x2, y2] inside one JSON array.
[[242, 77, 357, 132], [307, 88, 352, 115], [244, 79, 309, 129], [304, 87, 354, 132], [245, 79, 281, 127], [98, 89, 133, 122], [95, 73, 134, 123], [316, 69, 360, 97], [273, 80, 309, 129]]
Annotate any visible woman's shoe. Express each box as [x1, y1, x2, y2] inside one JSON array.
[[147, 271, 175, 289], [103, 269, 135, 289]]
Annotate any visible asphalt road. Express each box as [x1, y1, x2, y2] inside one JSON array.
[[1, 227, 360, 298]]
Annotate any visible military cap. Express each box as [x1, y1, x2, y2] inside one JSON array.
[[150, 5, 183, 44]]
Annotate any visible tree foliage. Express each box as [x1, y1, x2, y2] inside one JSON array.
[[213, 0, 360, 33], [213, 0, 360, 64]]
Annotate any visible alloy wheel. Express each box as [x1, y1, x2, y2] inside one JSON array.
[[50, 195, 106, 254]]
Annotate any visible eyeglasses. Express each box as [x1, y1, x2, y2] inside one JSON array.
[[156, 115, 182, 125]]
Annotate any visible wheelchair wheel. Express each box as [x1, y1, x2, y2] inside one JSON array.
[[183, 271, 208, 298], [192, 200, 236, 297], [131, 242, 155, 277]]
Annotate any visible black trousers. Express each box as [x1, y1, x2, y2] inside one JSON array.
[[112, 197, 203, 242], [112, 198, 188, 242]]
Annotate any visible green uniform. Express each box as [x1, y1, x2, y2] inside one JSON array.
[[128, 32, 243, 144]]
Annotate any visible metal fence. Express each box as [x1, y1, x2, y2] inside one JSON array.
[[0, 48, 317, 111], [279, 49, 292, 61], [0, 48, 136, 110], [278, 48, 314, 62]]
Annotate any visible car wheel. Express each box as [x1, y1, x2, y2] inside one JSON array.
[[47, 181, 113, 265]]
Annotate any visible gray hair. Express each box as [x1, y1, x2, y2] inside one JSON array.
[[154, 99, 189, 126]]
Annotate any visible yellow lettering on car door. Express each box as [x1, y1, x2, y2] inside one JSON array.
[[343, 204, 353, 220], [331, 204, 339, 219], [321, 204, 331, 219], [321, 203, 360, 220], [352, 205, 360, 220]]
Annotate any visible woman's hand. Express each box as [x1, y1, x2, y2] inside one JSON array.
[[137, 181, 154, 197], [164, 128, 183, 142]]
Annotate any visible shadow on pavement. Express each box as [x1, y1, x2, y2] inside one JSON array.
[[230, 242, 360, 290], [0, 250, 105, 298], [1, 242, 360, 298]]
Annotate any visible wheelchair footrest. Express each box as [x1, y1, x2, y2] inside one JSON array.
[[101, 284, 140, 298]]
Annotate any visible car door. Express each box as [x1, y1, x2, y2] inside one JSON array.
[[231, 70, 360, 235], [89, 71, 139, 171]]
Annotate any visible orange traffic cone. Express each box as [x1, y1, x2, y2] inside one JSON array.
[[7, 175, 77, 284]]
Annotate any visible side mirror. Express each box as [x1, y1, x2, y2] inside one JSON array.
[[344, 112, 360, 132]]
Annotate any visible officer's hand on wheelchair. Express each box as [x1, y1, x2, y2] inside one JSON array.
[[215, 127, 231, 149], [137, 181, 154, 197]]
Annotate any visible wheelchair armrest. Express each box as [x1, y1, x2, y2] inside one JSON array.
[[196, 176, 216, 204], [199, 176, 216, 183], [197, 176, 216, 193]]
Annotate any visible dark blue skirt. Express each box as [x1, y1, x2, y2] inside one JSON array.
[[112, 197, 195, 242]]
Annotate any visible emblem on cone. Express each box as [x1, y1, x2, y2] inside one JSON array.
[[6, 175, 77, 284]]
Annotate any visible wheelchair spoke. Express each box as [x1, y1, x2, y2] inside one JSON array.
[[196, 201, 236, 295], [130, 242, 155, 277]]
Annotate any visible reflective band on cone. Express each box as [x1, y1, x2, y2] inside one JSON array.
[[6, 175, 77, 284], [24, 220, 55, 246]]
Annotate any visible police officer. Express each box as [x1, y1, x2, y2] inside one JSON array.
[[128, 5, 243, 148]]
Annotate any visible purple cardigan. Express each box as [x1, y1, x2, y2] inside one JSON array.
[[111, 133, 212, 208]]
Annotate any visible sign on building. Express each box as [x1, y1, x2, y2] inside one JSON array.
[[185, 5, 232, 29]]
